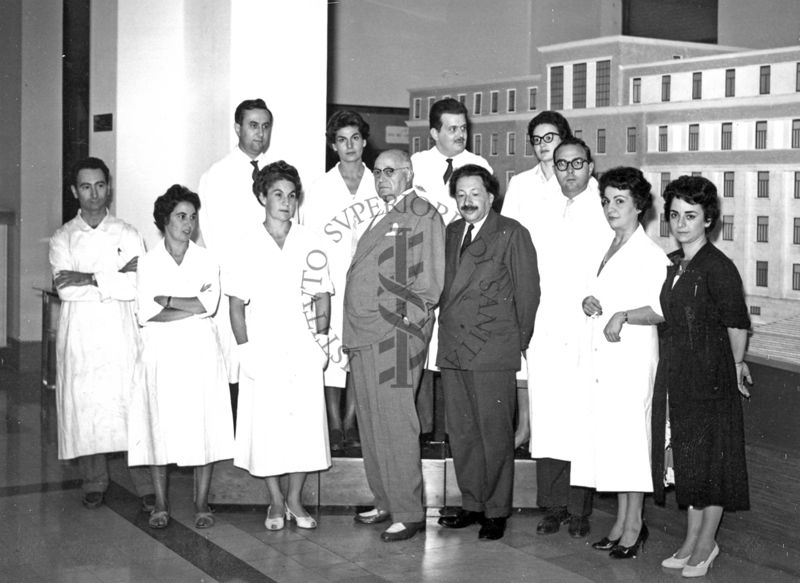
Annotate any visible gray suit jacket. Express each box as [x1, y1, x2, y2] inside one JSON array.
[[343, 191, 446, 350]]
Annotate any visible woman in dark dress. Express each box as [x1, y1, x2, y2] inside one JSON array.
[[651, 176, 753, 578]]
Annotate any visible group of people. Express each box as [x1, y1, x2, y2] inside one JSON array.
[[50, 96, 753, 577]]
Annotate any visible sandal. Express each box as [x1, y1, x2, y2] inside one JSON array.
[[148, 509, 169, 529], [194, 511, 215, 529]]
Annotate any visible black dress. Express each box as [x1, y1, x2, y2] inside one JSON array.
[[651, 243, 750, 510]]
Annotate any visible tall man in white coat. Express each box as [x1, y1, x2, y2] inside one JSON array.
[[197, 98, 273, 420], [49, 157, 154, 510], [410, 97, 492, 440], [527, 137, 612, 538]]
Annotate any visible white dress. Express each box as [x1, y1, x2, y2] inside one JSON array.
[[128, 241, 234, 467], [197, 147, 272, 382], [299, 163, 376, 388], [571, 226, 670, 491], [48, 211, 144, 460], [526, 178, 613, 461], [501, 162, 563, 381], [224, 223, 333, 477]]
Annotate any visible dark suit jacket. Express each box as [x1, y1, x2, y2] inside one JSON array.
[[343, 191, 446, 349], [436, 210, 540, 371]]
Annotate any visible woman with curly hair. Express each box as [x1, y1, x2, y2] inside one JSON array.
[[226, 161, 333, 531], [129, 184, 234, 530]]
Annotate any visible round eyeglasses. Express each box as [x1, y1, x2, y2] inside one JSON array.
[[372, 167, 410, 178], [554, 158, 589, 172], [531, 132, 559, 145]]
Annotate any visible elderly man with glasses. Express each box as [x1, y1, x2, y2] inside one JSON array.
[[343, 149, 446, 542]]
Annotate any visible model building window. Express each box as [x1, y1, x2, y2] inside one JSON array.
[[596, 60, 611, 107], [692, 72, 702, 100], [721, 122, 732, 151], [473, 134, 482, 156], [490, 91, 499, 114], [412, 136, 420, 154], [632, 78, 641, 104], [659, 212, 670, 238], [661, 172, 671, 195], [795, 171, 800, 199], [755, 121, 767, 149], [725, 68, 735, 97], [659, 126, 668, 152], [573, 63, 587, 109], [757, 171, 769, 198], [793, 218, 800, 244], [723, 171, 734, 197], [490, 133, 498, 156], [626, 127, 637, 153], [596, 128, 606, 154], [756, 216, 769, 242], [507, 89, 516, 113], [756, 261, 768, 287], [722, 215, 734, 241], [507, 132, 516, 156], [793, 264, 800, 291], [792, 119, 800, 148], [528, 87, 537, 111], [688, 124, 699, 151], [412, 98, 421, 120], [759, 65, 771, 95], [457, 94, 466, 105], [550, 66, 564, 110], [473, 92, 483, 115]]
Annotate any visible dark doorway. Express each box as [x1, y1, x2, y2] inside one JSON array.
[[62, 0, 91, 223]]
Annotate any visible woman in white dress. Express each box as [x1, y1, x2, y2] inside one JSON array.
[[227, 161, 332, 531], [501, 111, 572, 451], [130, 185, 234, 529], [300, 111, 375, 452], [571, 167, 669, 558]]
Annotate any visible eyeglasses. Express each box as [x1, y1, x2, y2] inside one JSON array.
[[373, 167, 410, 178], [531, 132, 559, 145], [555, 158, 590, 172]]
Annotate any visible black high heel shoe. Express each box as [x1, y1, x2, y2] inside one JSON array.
[[609, 523, 648, 559], [592, 536, 621, 550]]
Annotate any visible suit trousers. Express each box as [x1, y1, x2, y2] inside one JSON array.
[[349, 343, 425, 524], [80, 453, 153, 496], [441, 369, 516, 518], [535, 457, 593, 517]]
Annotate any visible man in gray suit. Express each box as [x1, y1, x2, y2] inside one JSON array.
[[343, 149, 446, 542], [436, 164, 540, 540]]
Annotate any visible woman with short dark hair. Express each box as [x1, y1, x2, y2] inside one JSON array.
[[129, 184, 234, 530], [227, 161, 332, 531], [653, 175, 752, 577], [571, 167, 669, 559]]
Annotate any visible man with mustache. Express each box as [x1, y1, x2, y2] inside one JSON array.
[[411, 97, 492, 442], [197, 98, 273, 416], [436, 164, 539, 540]]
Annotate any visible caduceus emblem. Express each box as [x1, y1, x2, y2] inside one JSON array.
[[376, 227, 428, 388]]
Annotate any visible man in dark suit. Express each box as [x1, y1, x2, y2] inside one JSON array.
[[343, 149, 446, 542], [436, 164, 540, 540]]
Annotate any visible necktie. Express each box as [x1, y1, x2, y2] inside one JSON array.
[[443, 158, 453, 184], [460, 223, 474, 257], [250, 160, 259, 182]]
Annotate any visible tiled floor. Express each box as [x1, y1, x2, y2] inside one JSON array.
[[2, 367, 799, 583]]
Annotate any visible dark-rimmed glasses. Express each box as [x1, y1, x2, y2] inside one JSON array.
[[555, 158, 589, 172], [531, 132, 559, 145], [373, 167, 410, 178]]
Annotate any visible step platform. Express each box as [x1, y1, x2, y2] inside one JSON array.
[[208, 456, 538, 509]]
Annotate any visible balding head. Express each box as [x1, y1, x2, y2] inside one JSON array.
[[373, 149, 414, 202]]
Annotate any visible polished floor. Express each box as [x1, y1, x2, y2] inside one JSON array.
[[2, 365, 799, 583]]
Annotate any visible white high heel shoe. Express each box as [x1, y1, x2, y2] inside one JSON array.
[[285, 504, 317, 529], [661, 552, 691, 569], [264, 505, 285, 530], [681, 544, 719, 578]]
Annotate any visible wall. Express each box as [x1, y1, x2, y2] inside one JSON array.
[[718, 0, 800, 49], [328, 0, 622, 108], [91, 0, 328, 249]]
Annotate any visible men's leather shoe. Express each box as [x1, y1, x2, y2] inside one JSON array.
[[438, 509, 484, 529], [354, 508, 391, 525], [568, 515, 591, 538], [82, 491, 104, 509], [478, 517, 507, 540], [380, 520, 426, 542], [536, 507, 569, 535]]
